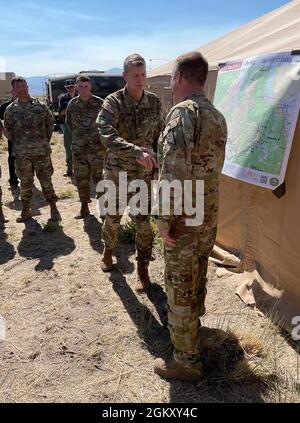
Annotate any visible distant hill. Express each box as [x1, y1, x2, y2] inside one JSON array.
[[105, 67, 123, 74], [27, 68, 123, 96]]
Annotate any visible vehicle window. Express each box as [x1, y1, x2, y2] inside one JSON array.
[[90, 76, 125, 98]]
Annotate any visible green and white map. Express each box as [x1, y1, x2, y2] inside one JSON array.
[[214, 51, 300, 189]]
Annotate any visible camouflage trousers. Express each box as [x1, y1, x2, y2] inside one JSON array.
[[15, 155, 58, 205], [102, 169, 153, 263], [0, 165, 2, 205], [63, 123, 73, 173], [73, 151, 105, 204], [164, 225, 217, 368]]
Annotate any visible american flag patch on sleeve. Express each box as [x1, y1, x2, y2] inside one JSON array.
[[103, 102, 115, 114]]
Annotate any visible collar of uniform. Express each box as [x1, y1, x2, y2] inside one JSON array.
[[15, 97, 35, 106], [123, 87, 150, 108], [77, 94, 95, 107], [3, 98, 13, 106], [185, 92, 206, 102]]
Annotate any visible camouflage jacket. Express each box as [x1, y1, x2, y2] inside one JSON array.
[[157, 92, 227, 232], [66, 94, 104, 154], [96, 87, 164, 172], [0, 119, 3, 138], [4, 98, 53, 158]]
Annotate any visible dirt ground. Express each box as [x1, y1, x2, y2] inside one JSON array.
[[0, 133, 299, 403]]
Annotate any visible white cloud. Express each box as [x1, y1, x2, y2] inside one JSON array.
[[5, 24, 238, 76], [23, 1, 112, 22]]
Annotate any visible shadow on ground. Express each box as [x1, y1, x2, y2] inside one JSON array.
[[0, 225, 16, 265], [169, 326, 278, 403], [83, 215, 104, 254], [5, 185, 49, 217], [18, 219, 76, 271], [109, 269, 171, 359]]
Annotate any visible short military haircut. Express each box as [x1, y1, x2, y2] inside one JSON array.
[[76, 75, 91, 83], [11, 76, 28, 88], [123, 53, 146, 72], [174, 51, 208, 86]]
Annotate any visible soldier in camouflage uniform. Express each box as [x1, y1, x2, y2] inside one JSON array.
[[97, 53, 164, 290], [58, 79, 77, 177], [66, 75, 104, 219], [0, 166, 3, 222], [0, 120, 6, 222], [154, 52, 227, 381], [4, 77, 61, 223]]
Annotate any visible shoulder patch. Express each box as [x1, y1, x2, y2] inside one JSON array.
[[102, 101, 115, 114], [165, 131, 175, 145], [34, 100, 45, 110], [162, 116, 181, 145]]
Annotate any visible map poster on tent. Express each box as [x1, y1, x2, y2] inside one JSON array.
[[214, 51, 300, 190]]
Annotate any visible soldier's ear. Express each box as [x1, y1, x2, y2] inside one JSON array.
[[176, 71, 183, 84]]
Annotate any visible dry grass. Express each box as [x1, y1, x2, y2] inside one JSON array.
[[0, 140, 8, 152], [0, 134, 299, 403], [50, 134, 62, 147], [119, 218, 163, 255], [57, 187, 77, 200], [5, 231, 20, 243]]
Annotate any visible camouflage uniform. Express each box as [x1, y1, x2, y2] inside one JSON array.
[[97, 87, 164, 263], [0, 166, 2, 206], [4, 99, 57, 206], [66, 95, 104, 203], [58, 92, 76, 174], [0, 120, 3, 206], [157, 92, 227, 368]]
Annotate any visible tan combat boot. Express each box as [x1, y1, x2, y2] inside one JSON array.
[[75, 202, 90, 219], [16, 201, 32, 223], [154, 358, 202, 382], [49, 201, 62, 221], [100, 246, 114, 272], [136, 261, 151, 291]]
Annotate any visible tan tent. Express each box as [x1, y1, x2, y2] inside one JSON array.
[[0, 73, 15, 102], [148, 0, 300, 333]]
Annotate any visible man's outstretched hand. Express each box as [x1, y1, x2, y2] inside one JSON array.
[[136, 150, 158, 171]]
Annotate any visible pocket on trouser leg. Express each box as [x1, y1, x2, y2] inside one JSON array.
[[102, 214, 122, 249], [167, 302, 200, 351], [15, 158, 32, 180], [90, 156, 104, 185], [167, 305, 201, 368], [134, 215, 153, 261], [34, 156, 54, 178], [73, 156, 90, 179]]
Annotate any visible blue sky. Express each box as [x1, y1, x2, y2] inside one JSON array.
[[0, 0, 290, 76]]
